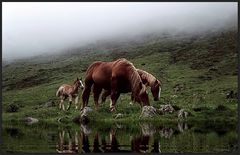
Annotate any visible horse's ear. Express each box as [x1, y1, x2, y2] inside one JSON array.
[[77, 77, 79, 80], [80, 77, 82, 80]]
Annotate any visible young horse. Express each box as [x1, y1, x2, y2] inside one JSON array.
[[101, 69, 162, 104], [56, 78, 84, 111], [81, 58, 149, 112]]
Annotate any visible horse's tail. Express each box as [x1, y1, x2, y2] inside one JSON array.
[[56, 87, 63, 97]]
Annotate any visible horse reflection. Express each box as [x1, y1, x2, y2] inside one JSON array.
[[100, 128, 120, 152], [56, 122, 189, 153], [56, 130, 79, 153]]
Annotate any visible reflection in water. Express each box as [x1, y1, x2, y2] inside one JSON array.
[[56, 130, 79, 153], [2, 121, 237, 153], [55, 122, 190, 153]]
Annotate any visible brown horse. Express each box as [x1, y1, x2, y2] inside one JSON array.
[[101, 69, 162, 104], [56, 78, 84, 111], [81, 58, 149, 112]]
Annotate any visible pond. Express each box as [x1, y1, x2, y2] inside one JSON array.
[[1, 121, 238, 153]]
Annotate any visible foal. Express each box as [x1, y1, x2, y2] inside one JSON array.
[[56, 78, 84, 111]]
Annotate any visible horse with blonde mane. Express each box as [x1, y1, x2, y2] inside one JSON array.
[[101, 69, 162, 104], [81, 58, 150, 112], [56, 78, 84, 110]]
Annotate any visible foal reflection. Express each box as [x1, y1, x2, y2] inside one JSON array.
[[56, 130, 79, 153]]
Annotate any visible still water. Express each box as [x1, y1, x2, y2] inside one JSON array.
[[1, 121, 238, 153]]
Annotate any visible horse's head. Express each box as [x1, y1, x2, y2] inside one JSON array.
[[151, 79, 161, 101], [75, 77, 85, 90]]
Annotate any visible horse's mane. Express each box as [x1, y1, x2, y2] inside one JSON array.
[[136, 69, 157, 86], [114, 59, 146, 97]]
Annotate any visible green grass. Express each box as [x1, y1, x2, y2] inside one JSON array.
[[2, 29, 238, 124]]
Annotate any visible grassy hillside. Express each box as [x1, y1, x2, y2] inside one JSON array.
[[2, 29, 238, 124]]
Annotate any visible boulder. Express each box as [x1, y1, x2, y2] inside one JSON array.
[[23, 117, 39, 125], [139, 106, 158, 118], [178, 109, 189, 119], [159, 104, 175, 114]]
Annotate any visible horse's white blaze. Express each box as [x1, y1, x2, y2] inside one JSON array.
[[79, 80, 84, 88], [158, 87, 161, 99]]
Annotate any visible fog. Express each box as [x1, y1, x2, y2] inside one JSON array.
[[2, 2, 237, 61]]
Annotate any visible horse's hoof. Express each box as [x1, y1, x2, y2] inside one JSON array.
[[110, 107, 116, 112]]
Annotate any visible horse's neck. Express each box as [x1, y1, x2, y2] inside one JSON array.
[[72, 84, 79, 93], [143, 72, 155, 87]]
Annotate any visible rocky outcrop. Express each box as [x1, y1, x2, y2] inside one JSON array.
[[139, 106, 158, 118], [23, 117, 39, 125]]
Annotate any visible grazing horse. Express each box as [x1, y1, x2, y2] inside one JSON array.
[[56, 78, 84, 111], [101, 69, 162, 104], [81, 58, 149, 112]]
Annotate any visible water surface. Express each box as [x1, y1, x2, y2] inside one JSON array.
[[1, 121, 238, 153]]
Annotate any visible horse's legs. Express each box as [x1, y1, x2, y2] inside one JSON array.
[[74, 96, 79, 109], [93, 85, 102, 111], [67, 95, 73, 110], [129, 94, 134, 105], [59, 96, 65, 111], [110, 93, 120, 112], [81, 81, 93, 110], [110, 76, 120, 112], [101, 90, 111, 104]]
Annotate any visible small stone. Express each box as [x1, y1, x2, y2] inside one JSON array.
[[23, 117, 39, 125], [44, 100, 55, 107], [114, 113, 124, 119]]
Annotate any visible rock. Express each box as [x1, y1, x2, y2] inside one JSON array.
[[226, 90, 237, 99], [80, 107, 93, 117], [114, 113, 124, 119], [173, 84, 184, 93], [57, 116, 69, 123], [178, 109, 189, 119], [159, 104, 175, 114], [140, 106, 158, 118], [23, 117, 39, 125], [44, 100, 55, 107]]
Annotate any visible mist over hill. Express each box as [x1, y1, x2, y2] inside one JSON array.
[[3, 2, 237, 62]]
